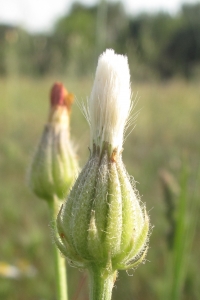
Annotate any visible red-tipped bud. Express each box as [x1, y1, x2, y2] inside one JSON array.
[[29, 82, 78, 202], [50, 82, 74, 111]]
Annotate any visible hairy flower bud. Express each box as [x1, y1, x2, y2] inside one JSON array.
[[56, 50, 149, 276], [29, 82, 78, 202]]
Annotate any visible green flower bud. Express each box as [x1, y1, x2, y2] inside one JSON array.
[[29, 82, 78, 202], [56, 144, 149, 271], [55, 50, 150, 275]]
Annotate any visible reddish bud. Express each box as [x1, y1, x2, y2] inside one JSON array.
[[50, 82, 74, 111]]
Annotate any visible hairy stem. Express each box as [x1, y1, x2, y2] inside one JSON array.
[[89, 266, 116, 300]]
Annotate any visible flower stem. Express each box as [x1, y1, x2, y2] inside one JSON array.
[[49, 195, 68, 300], [89, 266, 116, 300]]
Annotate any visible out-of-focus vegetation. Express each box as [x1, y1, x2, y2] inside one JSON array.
[[0, 1, 200, 299], [0, 77, 199, 299], [1, 1, 200, 79]]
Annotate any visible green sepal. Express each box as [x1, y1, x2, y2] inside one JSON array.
[[58, 158, 91, 249], [90, 152, 109, 261], [104, 161, 122, 256], [70, 153, 100, 259], [29, 124, 78, 202], [114, 210, 149, 269]]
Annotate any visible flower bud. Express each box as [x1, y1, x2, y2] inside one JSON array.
[[56, 148, 149, 271], [56, 50, 149, 274], [29, 82, 78, 202]]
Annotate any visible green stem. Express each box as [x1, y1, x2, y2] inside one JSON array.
[[49, 196, 68, 300], [89, 266, 116, 300]]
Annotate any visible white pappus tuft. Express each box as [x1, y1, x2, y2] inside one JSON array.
[[89, 49, 131, 154]]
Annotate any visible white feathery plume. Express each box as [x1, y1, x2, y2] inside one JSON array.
[[89, 49, 131, 153]]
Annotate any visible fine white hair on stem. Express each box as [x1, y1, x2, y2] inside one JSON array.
[[89, 49, 131, 153]]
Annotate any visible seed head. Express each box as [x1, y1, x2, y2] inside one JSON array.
[[55, 50, 149, 273]]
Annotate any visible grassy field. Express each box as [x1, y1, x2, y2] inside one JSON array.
[[0, 76, 199, 300]]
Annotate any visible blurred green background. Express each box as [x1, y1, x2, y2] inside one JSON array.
[[0, 1, 200, 299]]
